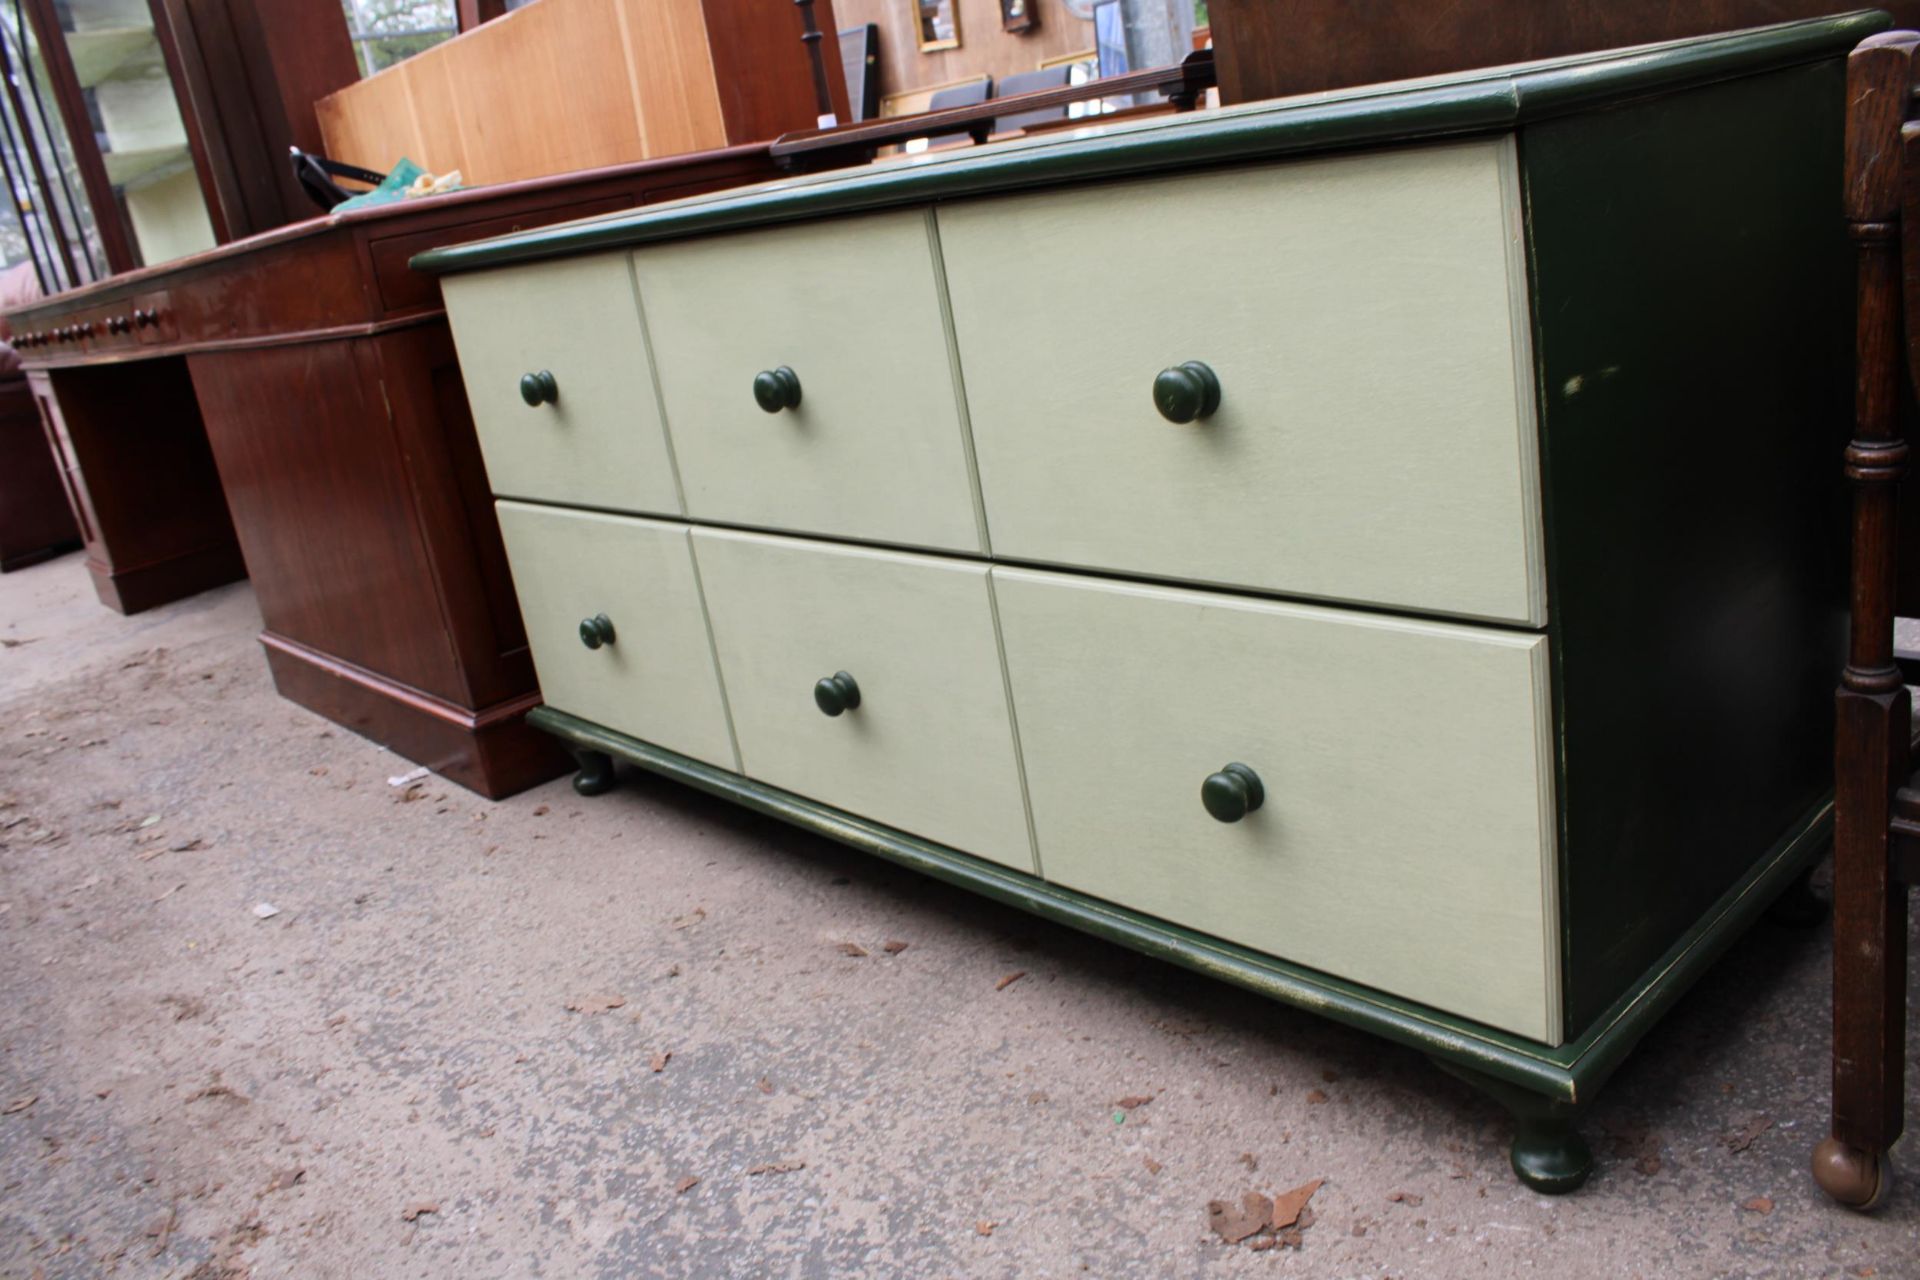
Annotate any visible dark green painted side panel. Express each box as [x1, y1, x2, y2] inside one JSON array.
[[1523, 60, 1853, 1035]]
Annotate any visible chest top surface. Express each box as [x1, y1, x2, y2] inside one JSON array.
[[413, 9, 1885, 279]]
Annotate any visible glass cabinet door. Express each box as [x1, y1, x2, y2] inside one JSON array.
[[0, 0, 214, 285]]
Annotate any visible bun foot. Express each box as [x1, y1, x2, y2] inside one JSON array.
[[570, 748, 617, 796], [1812, 1136, 1891, 1209], [1427, 1057, 1593, 1194], [1511, 1116, 1594, 1195]]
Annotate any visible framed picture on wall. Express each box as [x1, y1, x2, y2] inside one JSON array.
[[915, 0, 961, 52], [1000, 0, 1038, 34]]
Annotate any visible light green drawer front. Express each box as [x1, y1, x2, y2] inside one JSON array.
[[692, 528, 1032, 871], [634, 210, 984, 553], [444, 255, 681, 515], [992, 567, 1558, 1043], [497, 502, 735, 770], [941, 138, 1543, 626]]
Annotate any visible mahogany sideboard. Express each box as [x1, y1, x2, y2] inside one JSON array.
[[4, 144, 780, 798]]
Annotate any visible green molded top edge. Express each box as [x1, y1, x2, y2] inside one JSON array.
[[414, 9, 1886, 276]]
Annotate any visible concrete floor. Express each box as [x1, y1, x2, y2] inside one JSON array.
[[0, 554, 1916, 1279]]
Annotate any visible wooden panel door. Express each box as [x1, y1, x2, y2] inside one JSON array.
[[635, 209, 985, 553], [992, 566, 1560, 1042], [941, 138, 1544, 625], [443, 252, 682, 517], [497, 503, 737, 770], [692, 527, 1032, 870]]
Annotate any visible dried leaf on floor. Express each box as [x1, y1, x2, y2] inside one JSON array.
[[563, 994, 626, 1014], [1142, 1157, 1163, 1175], [2, 1095, 36, 1115], [264, 1167, 305, 1193], [1306, 1089, 1328, 1104], [1386, 1190, 1423, 1206], [1609, 1122, 1665, 1176], [746, 1160, 804, 1176], [1239, 1152, 1258, 1171], [674, 1176, 699, 1194], [532, 805, 550, 817], [836, 942, 869, 958], [147, 1205, 176, 1256], [650, 1051, 670, 1073], [975, 1220, 996, 1236], [995, 971, 1026, 991], [1115, 1095, 1153, 1111], [1727, 1116, 1774, 1153], [670, 907, 707, 930], [757, 1078, 774, 1094], [1742, 1196, 1774, 1215], [881, 940, 909, 955], [401, 1201, 439, 1221], [1206, 1191, 1272, 1245], [1270, 1179, 1322, 1230]]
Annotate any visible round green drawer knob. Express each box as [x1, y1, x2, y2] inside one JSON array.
[[1153, 360, 1221, 424], [814, 670, 861, 716], [520, 370, 559, 406], [753, 366, 802, 413], [578, 613, 616, 650], [1201, 762, 1264, 823]]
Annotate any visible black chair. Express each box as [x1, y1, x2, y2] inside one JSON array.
[[919, 76, 991, 149], [289, 147, 385, 212], [994, 64, 1074, 134]]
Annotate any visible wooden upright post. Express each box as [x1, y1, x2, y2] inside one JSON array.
[[1812, 29, 1917, 1212]]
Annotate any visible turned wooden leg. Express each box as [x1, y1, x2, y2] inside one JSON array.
[[1823, 686, 1908, 1210], [1764, 859, 1829, 927], [570, 748, 617, 796], [1429, 1059, 1593, 1195], [1822, 41, 1913, 1211]]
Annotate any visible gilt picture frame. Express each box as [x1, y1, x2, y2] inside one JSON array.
[[915, 0, 961, 52]]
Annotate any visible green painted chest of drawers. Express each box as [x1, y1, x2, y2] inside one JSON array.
[[418, 12, 1878, 1192]]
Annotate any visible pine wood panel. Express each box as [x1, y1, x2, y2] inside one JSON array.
[[312, 47, 428, 176], [692, 528, 1034, 872], [442, 0, 650, 184], [316, 0, 839, 186], [615, 0, 726, 158], [442, 252, 682, 517], [941, 138, 1544, 625], [634, 209, 984, 553], [497, 503, 737, 770], [992, 566, 1559, 1042]]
